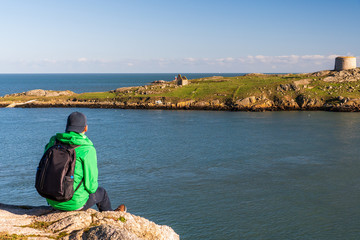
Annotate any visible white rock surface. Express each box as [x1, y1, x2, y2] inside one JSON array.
[[0, 203, 179, 240]]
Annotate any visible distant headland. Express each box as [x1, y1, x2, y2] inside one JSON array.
[[1, 57, 360, 112]]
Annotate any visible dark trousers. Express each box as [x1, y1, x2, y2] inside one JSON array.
[[82, 187, 112, 212]]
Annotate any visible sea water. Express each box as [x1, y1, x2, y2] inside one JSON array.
[[1, 74, 360, 239], [0, 73, 244, 96], [1, 109, 360, 240]]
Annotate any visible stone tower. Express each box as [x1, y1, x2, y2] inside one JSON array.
[[334, 56, 357, 71]]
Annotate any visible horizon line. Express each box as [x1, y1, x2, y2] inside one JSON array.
[[0, 71, 303, 74]]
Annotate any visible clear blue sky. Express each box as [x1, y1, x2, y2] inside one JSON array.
[[0, 0, 359, 73]]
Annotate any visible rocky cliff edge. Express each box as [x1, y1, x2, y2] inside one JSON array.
[[0, 203, 179, 240]]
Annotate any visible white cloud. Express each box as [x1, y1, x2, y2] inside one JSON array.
[[239, 54, 339, 68], [301, 55, 325, 60], [254, 55, 268, 63], [43, 59, 57, 64], [327, 55, 338, 59], [77, 57, 88, 62], [183, 57, 196, 62], [0, 54, 356, 73]]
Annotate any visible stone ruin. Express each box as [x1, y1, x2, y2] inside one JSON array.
[[176, 74, 188, 86]]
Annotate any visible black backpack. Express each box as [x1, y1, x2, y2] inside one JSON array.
[[35, 140, 82, 202]]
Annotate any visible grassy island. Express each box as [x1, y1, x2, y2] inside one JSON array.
[[1, 68, 360, 111]]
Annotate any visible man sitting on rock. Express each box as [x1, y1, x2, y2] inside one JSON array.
[[43, 111, 126, 212]]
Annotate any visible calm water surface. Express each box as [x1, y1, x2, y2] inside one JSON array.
[[1, 109, 360, 239], [0, 73, 244, 96]]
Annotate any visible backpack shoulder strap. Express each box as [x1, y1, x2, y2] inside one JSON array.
[[75, 179, 84, 192]]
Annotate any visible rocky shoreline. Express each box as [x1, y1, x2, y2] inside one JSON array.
[[2, 68, 360, 112], [0, 203, 179, 240], [2, 96, 360, 112]]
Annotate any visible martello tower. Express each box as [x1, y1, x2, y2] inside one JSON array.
[[334, 56, 357, 71]]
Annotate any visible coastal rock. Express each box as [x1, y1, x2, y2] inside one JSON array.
[[25, 89, 47, 96], [321, 68, 360, 82], [323, 76, 336, 82], [5, 99, 37, 108], [209, 76, 223, 79], [275, 96, 299, 109], [210, 99, 223, 107], [295, 94, 310, 108], [252, 99, 274, 109], [4, 89, 74, 98], [277, 83, 298, 92], [293, 79, 312, 88], [244, 73, 266, 76], [81, 224, 141, 240], [341, 98, 360, 107], [235, 96, 257, 107], [193, 101, 210, 108], [311, 70, 332, 77], [337, 96, 346, 103], [176, 100, 194, 108], [151, 80, 166, 84], [234, 96, 274, 110], [0, 203, 179, 240], [295, 95, 324, 108], [114, 87, 135, 93], [26, 89, 74, 97]]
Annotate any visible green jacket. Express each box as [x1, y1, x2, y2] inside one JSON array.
[[45, 132, 98, 211]]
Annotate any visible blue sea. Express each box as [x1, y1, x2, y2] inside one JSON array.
[[0, 73, 244, 96], [1, 74, 360, 240]]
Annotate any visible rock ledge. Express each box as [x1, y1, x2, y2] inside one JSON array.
[[0, 203, 179, 240]]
